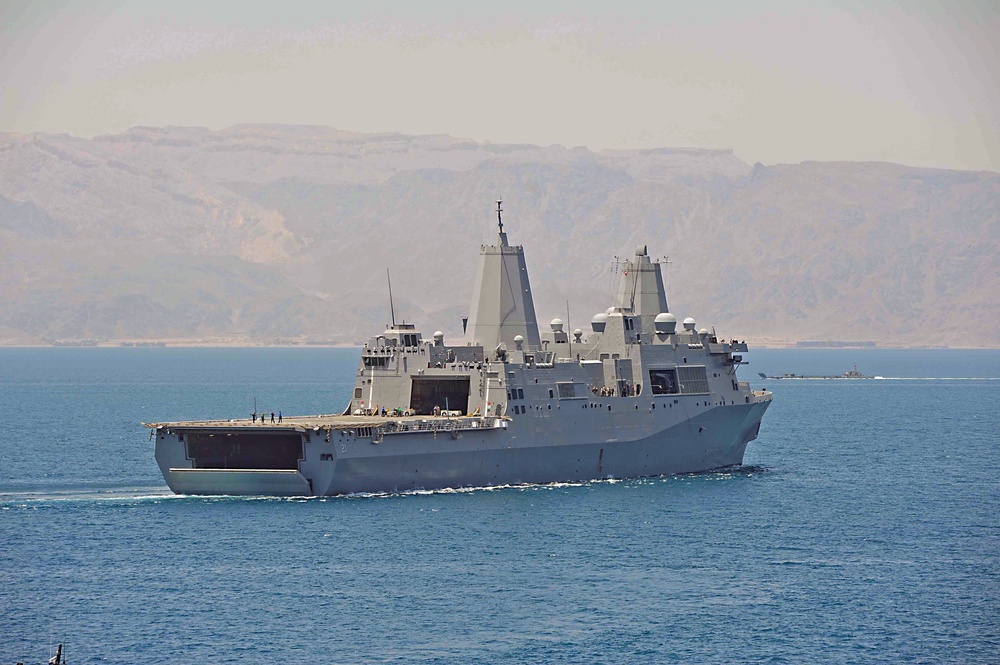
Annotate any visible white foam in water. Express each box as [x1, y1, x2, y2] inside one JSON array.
[[0, 487, 176, 505], [871, 377, 999, 380]]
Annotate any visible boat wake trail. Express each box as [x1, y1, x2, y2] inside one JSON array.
[[871, 376, 1000, 381], [1, 470, 774, 507], [175, 471, 770, 502], [0, 486, 176, 506]]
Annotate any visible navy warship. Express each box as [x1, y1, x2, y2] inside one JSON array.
[[147, 204, 772, 496]]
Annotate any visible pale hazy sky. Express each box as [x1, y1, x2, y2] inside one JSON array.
[[1, 0, 997, 170]]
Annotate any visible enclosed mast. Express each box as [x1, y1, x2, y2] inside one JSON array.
[[464, 201, 541, 353]]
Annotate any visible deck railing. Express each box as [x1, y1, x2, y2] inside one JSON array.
[[379, 416, 502, 437]]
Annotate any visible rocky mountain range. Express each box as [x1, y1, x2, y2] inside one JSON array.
[[1, 124, 997, 347]]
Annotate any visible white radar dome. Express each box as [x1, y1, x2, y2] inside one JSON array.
[[682, 317, 697, 331], [591, 312, 609, 333], [654, 312, 677, 334], [550, 318, 564, 332]]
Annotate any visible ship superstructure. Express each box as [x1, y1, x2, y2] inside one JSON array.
[[148, 204, 772, 496]]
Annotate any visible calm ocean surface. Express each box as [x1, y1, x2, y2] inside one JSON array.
[[1, 347, 998, 663]]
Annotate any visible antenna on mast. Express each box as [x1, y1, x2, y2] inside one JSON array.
[[496, 200, 503, 234], [387, 268, 396, 328], [655, 255, 673, 288]]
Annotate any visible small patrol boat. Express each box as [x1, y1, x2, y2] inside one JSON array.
[[758, 363, 874, 380]]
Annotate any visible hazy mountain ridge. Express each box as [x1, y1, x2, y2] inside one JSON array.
[[1, 125, 997, 346]]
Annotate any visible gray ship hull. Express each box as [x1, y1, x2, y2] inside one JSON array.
[[325, 403, 766, 495], [154, 398, 769, 496]]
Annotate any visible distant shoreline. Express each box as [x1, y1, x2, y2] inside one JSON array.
[[0, 341, 361, 349], [1, 341, 998, 350]]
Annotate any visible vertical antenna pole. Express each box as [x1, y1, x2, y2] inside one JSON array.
[[630, 256, 640, 312], [387, 269, 396, 328], [483, 360, 490, 416], [566, 300, 573, 360], [368, 362, 375, 414], [496, 200, 503, 234]]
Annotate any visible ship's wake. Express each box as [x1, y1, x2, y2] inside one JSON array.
[[1, 467, 773, 506], [0, 486, 176, 506]]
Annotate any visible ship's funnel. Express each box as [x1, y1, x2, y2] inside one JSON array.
[[465, 227, 541, 352], [615, 245, 669, 314]]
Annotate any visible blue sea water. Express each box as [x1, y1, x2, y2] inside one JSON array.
[[1, 347, 998, 663]]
